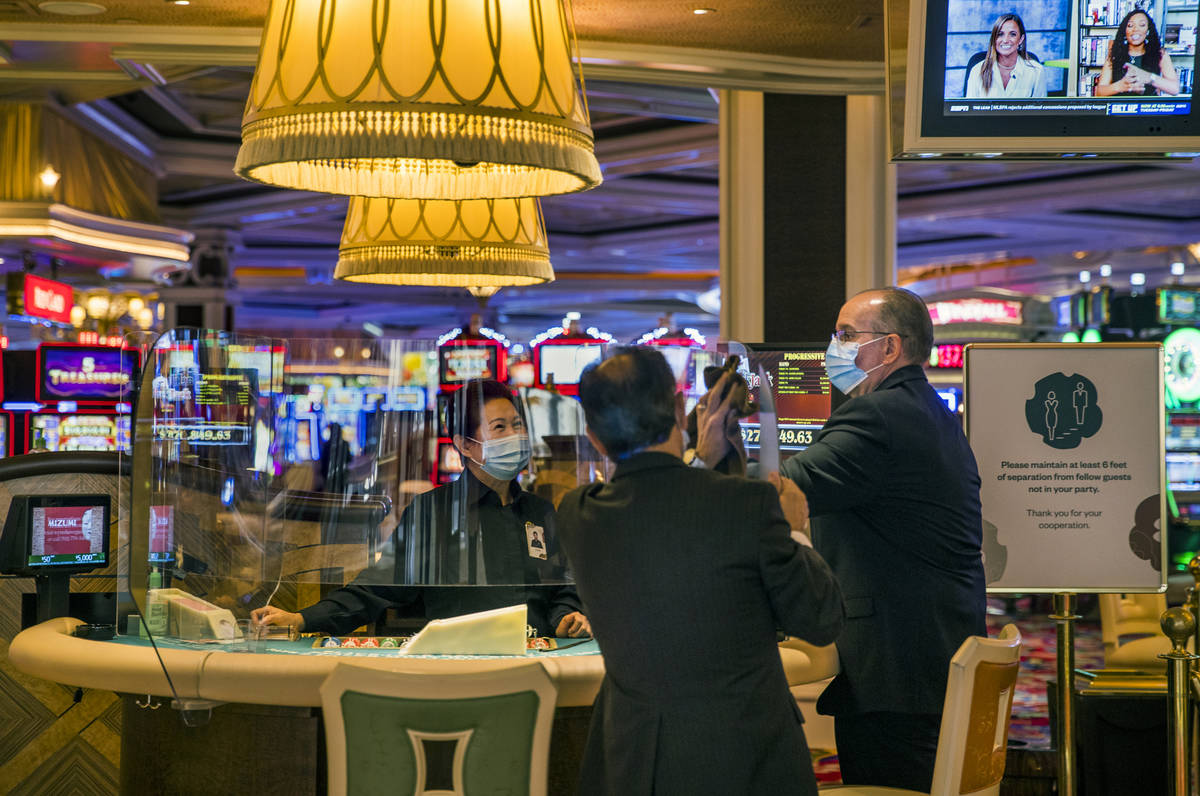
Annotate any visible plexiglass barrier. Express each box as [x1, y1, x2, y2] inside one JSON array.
[[118, 330, 628, 667]]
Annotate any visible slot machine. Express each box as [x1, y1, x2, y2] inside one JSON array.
[[434, 326, 510, 483], [27, 343, 138, 454]]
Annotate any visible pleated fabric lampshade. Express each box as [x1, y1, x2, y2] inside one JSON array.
[[236, 0, 602, 200], [335, 196, 554, 288]]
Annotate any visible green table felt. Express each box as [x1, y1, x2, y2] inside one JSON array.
[[105, 634, 601, 659]]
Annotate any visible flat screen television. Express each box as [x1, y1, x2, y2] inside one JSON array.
[[0, 495, 110, 576], [888, 0, 1200, 157]]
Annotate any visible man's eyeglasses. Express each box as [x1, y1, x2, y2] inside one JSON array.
[[832, 329, 905, 343]]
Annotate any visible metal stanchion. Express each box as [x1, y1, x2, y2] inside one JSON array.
[[1052, 592, 1079, 796], [1161, 606, 1199, 796], [1188, 556, 1200, 665]]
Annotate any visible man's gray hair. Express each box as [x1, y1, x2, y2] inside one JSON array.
[[862, 287, 934, 365]]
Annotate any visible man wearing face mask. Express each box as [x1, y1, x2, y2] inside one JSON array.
[[253, 379, 589, 639], [696, 287, 985, 793]]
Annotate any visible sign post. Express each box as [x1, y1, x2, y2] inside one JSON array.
[[965, 342, 1166, 796]]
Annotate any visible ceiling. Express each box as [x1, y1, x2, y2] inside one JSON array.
[[0, 1, 1199, 345]]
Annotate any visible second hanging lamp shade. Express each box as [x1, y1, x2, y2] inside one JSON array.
[[235, 0, 602, 200], [335, 196, 554, 288]]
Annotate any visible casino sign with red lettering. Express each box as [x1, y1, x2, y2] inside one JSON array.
[[6, 273, 74, 324]]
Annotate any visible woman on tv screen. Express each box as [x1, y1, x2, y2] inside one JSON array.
[[1095, 9, 1180, 96], [965, 14, 1048, 99]]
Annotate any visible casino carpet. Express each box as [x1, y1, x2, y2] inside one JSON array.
[[808, 598, 1105, 787]]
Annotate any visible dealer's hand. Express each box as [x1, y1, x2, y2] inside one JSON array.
[[251, 605, 306, 631], [695, 371, 742, 465], [555, 611, 592, 638], [768, 472, 811, 537]]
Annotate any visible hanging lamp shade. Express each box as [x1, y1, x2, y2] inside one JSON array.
[[236, 0, 602, 200], [335, 196, 554, 288]]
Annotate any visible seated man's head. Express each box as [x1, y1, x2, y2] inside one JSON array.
[[450, 379, 529, 481], [579, 346, 682, 461]]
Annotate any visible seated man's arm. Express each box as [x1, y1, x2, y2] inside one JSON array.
[[756, 482, 844, 646], [779, 399, 888, 516]]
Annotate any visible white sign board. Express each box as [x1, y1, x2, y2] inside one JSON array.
[[965, 343, 1165, 593]]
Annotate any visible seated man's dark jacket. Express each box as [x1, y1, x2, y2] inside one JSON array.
[[300, 467, 581, 636], [557, 452, 845, 796], [780, 364, 986, 717]]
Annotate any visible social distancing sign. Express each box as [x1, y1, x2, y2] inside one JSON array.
[[965, 343, 1165, 593]]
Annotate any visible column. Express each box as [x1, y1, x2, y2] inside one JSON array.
[[719, 92, 895, 343]]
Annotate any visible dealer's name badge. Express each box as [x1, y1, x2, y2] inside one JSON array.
[[525, 522, 547, 560]]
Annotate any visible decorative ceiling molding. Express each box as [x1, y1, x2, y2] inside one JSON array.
[[578, 42, 885, 95], [0, 201, 193, 263], [1, 22, 885, 95]]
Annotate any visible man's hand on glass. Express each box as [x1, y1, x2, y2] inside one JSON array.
[[768, 472, 812, 545], [694, 371, 744, 466]]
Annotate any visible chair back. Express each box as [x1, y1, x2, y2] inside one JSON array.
[[319, 662, 558, 796], [929, 623, 1022, 796], [1099, 592, 1166, 650]]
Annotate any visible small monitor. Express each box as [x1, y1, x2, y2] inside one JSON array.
[[534, 340, 604, 395], [0, 495, 110, 576]]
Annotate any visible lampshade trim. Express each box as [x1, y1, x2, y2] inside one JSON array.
[[235, 108, 600, 199]]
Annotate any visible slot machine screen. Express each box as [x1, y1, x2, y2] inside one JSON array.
[[1167, 413, 1200, 452], [738, 345, 839, 456], [437, 440, 464, 484], [1091, 286, 1112, 326], [535, 342, 603, 393], [227, 345, 285, 394], [1159, 288, 1200, 325], [652, 345, 694, 387], [36, 344, 138, 404], [438, 341, 504, 387], [0, 413, 9, 457]]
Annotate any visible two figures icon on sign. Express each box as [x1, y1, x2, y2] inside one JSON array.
[[1043, 383, 1089, 441], [1025, 374, 1101, 450]]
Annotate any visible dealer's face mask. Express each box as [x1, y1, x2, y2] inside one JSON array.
[[469, 433, 531, 481], [825, 334, 887, 394]]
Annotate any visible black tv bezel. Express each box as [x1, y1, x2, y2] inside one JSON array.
[[893, 0, 1200, 155], [0, 494, 111, 577]]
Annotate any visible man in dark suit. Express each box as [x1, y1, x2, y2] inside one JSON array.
[[557, 346, 844, 796], [730, 287, 984, 792]]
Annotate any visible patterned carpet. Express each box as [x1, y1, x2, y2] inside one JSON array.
[[807, 597, 1105, 786]]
